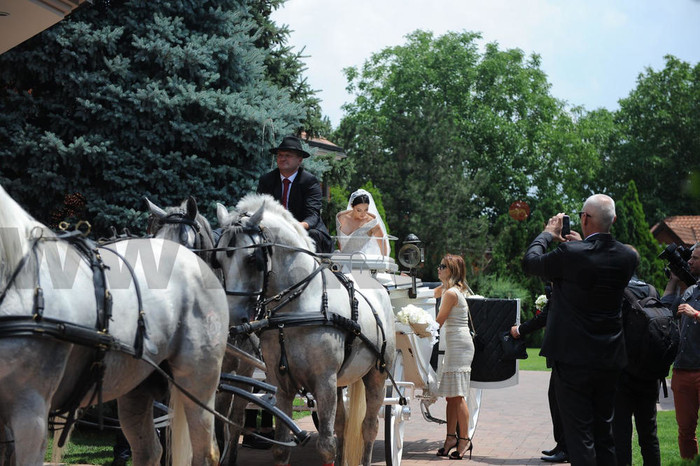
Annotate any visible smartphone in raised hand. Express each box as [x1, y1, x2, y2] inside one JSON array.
[[561, 215, 570, 237]]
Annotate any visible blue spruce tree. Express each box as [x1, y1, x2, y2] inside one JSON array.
[[0, 0, 318, 234]]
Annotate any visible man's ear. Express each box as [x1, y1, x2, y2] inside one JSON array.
[[612, 215, 617, 224]]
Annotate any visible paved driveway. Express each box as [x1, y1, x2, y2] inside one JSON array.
[[239, 370, 556, 465], [238, 370, 675, 465]]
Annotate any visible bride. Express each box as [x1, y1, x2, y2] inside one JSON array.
[[336, 189, 390, 256]]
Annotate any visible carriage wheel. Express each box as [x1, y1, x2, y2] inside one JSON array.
[[384, 350, 407, 466]]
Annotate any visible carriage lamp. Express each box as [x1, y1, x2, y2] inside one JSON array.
[[398, 234, 424, 298]]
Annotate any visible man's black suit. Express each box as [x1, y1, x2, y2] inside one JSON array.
[[517, 296, 568, 458], [523, 232, 637, 466], [257, 167, 332, 253]]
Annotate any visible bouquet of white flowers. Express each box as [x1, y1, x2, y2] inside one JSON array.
[[535, 294, 548, 312], [396, 304, 439, 338]]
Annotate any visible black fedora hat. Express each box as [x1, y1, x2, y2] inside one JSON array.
[[269, 136, 311, 158]]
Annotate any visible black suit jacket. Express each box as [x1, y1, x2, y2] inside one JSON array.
[[519, 303, 549, 336], [257, 168, 329, 236], [523, 232, 637, 369]]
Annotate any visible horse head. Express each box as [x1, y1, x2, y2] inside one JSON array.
[[216, 193, 317, 322], [144, 196, 216, 252], [216, 201, 269, 322]]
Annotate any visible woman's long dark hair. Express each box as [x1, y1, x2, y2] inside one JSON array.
[[442, 254, 468, 293]]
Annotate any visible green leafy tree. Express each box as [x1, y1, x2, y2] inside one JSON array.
[[612, 180, 665, 288], [603, 56, 700, 224], [0, 0, 324, 235], [327, 185, 349, 238], [336, 30, 589, 280]]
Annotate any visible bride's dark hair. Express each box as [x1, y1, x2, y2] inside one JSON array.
[[351, 193, 371, 207]]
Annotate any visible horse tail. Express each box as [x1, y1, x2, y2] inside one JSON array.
[[168, 387, 193, 466], [342, 379, 366, 466]]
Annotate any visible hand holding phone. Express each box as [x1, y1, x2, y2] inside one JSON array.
[[561, 215, 570, 237]]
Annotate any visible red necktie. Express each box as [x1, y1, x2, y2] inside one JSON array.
[[281, 178, 291, 209]]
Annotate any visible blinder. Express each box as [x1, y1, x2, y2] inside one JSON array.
[[149, 211, 201, 247], [220, 220, 273, 310]]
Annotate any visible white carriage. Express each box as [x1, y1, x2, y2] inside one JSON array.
[[328, 242, 522, 465], [236, 230, 522, 465]]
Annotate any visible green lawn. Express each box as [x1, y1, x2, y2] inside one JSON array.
[[521, 348, 700, 465], [45, 428, 115, 465], [519, 347, 549, 371], [45, 399, 311, 465]]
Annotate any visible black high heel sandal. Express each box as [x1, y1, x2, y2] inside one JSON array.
[[450, 437, 473, 460], [436, 433, 457, 457]]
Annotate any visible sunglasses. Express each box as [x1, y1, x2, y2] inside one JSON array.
[[576, 211, 592, 220], [437, 264, 447, 270]]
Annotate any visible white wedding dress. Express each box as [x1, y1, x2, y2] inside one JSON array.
[[335, 189, 390, 257], [336, 214, 385, 256]]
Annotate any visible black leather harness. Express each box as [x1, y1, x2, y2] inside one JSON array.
[[0, 227, 310, 448], [0, 231, 145, 445], [220, 221, 398, 396]]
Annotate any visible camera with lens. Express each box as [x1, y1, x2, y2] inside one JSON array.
[[658, 243, 696, 287]]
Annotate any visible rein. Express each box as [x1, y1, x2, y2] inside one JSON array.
[[219, 222, 404, 399], [0, 227, 310, 448], [0, 231, 148, 445]]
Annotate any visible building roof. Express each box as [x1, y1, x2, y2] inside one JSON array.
[[651, 216, 700, 247], [300, 132, 346, 159], [0, 0, 90, 55]]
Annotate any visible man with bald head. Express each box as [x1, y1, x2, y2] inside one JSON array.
[[523, 194, 638, 466]]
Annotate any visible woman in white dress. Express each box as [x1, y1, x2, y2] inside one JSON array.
[[434, 253, 475, 460], [335, 189, 390, 256]]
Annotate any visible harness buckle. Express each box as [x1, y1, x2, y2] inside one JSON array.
[[33, 286, 44, 320], [75, 220, 91, 237]]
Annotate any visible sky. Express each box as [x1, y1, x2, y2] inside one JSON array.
[[271, 0, 700, 128]]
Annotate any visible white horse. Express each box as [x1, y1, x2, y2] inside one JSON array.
[[145, 195, 263, 465], [145, 196, 218, 274], [0, 184, 229, 466], [216, 193, 396, 466]]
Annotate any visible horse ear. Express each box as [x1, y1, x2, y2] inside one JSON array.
[[247, 202, 265, 228], [186, 196, 198, 220], [216, 203, 230, 226], [144, 197, 166, 218]]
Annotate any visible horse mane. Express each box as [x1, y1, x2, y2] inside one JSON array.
[[234, 193, 315, 251], [0, 185, 47, 284]]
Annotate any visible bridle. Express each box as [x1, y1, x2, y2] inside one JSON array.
[[220, 223, 273, 304], [148, 211, 203, 250], [216, 214, 404, 401], [215, 219, 326, 321]]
